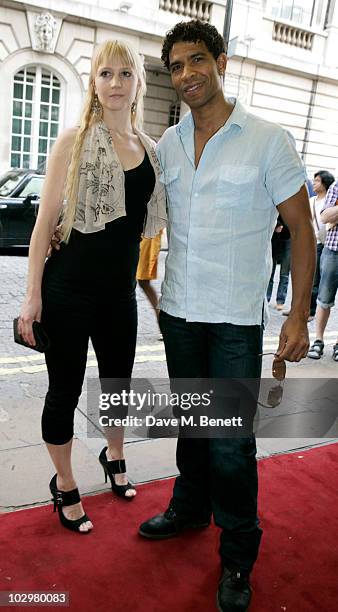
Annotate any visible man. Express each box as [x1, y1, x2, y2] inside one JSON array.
[[266, 215, 291, 310], [307, 178, 338, 361], [138, 20, 316, 612]]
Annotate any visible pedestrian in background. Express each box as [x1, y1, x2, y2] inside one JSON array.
[[137, 231, 163, 327], [308, 170, 335, 319], [284, 169, 335, 321], [267, 215, 291, 310], [308, 178, 338, 360]]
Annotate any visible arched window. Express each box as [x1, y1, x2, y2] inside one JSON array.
[[11, 66, 61, 171], [168, 101, 181, 127]]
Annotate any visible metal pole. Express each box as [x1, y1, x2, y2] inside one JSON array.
[[223, 0, 234, 51]]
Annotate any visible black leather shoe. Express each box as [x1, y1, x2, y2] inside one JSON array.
[[217, 567, 252, 612], [139, 504, 210, 540]]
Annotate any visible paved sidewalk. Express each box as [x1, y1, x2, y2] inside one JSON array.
[[0, 252, 337, 511]]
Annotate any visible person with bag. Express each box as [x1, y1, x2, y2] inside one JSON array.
[[18, 39, 166, 533], [284, 170, 335, 322], [308, 170, 335, 319], [308, 177, 338, 360]]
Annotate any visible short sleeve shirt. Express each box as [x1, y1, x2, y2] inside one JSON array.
[[322, 180, 338, 252], [156, 98, 307, 325]]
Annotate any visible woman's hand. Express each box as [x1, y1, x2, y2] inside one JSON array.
[[19, 296, 42, 346]]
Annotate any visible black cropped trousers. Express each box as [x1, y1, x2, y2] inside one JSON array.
[[41, 296, 137, 445]]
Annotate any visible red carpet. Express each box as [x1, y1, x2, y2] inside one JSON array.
[[1, 443, 337, 612]]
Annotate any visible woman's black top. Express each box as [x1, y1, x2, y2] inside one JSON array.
[[42, 153, 155, 307]]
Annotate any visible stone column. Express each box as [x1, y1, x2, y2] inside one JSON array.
[[324, 0, 338, 67]]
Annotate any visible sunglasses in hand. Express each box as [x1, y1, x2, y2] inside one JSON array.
[[258, 353, 286, 409]]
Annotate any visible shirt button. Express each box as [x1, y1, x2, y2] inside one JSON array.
[[194, 192, 199, 197]]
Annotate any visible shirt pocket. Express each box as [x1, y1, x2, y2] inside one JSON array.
[[216, 165, 259, 209], [159, 167, 181, 206]]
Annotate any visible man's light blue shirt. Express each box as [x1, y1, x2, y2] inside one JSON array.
[[156, 98, 306, 325]]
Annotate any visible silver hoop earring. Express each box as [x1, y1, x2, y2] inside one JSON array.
[[92, 95, 101, 115]]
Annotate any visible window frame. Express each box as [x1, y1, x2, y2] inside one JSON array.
[[265, 0, 320, 28], [10, 65, 62, 171], [19, 176, 45, 198], [168, 101, 181, 127]]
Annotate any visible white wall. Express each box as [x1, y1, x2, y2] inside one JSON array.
[[1, 0, 338, 176], [228, 0, 338, 175], [0, 4, 179, 173]]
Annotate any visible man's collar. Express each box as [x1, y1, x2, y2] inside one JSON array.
[[176, 97, 248, 136], [219, 97, 248, 133]]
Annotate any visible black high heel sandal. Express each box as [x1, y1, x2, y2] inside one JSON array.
[[49, 474, 92, 534], [99, 447, 136, 500]]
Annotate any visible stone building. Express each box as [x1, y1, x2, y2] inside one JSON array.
[[0, 0, 338, 177]]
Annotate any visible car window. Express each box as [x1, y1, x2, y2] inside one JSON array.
[[0, 173, 23, 197], [20, 177, 44, 197]]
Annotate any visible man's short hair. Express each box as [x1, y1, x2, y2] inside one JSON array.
[[161, 20, 225, 71], [314, 170, 335, 191]]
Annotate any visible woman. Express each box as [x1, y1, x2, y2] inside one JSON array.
[[19, 40, 166, 533], [283, 170, 335, 323], [307, 170, 335, 357], [308, 170, 335, 318]]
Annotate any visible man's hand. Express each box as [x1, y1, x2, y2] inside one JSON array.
[[276, 313, 309, 362], [47, 224, 63, 257]]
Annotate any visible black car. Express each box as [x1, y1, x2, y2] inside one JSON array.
[[0, 169, 45, 248]]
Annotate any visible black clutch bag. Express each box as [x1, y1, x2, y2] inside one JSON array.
[[13, 317, 50, 353]]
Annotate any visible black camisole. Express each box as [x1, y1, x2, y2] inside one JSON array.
[[42, 153, 155, 307]]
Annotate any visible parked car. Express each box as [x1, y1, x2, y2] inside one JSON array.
[[0, 169, 44, 248], [0, 169, 167, 252]]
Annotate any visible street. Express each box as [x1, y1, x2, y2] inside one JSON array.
[[0, 251, 337, 510]]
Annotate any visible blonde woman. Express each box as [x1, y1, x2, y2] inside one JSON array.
[[19, 40, 166, 533]]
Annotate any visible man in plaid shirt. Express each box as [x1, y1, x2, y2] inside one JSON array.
[[308, 179, 338, 361]]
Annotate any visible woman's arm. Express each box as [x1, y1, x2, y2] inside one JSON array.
[[19, 128, 77, 345]]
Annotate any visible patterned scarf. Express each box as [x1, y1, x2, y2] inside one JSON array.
[[73, 120, 167, 237]]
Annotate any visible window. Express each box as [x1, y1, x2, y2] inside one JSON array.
[[266, 0, 315, 27], [168, 101, 181, 127], [20, 177, 44, 197], [0, 171, 23, 196], [11, 67, 61, 171], [324, 0, 334, 28]]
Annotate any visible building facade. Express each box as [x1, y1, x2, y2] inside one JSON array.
[[0, 0, 338, 177]]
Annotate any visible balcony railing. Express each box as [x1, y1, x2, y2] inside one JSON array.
[[273, 21, 314, 51], [159, 0, 211, 23]]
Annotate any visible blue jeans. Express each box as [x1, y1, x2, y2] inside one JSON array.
[[267, 239, 291, 304], [310, 243, 324, 316], [159, 310, 263, 573], [317, 247, 338, 308]]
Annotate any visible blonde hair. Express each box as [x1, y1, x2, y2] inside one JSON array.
[[61, 39, 147, 242]]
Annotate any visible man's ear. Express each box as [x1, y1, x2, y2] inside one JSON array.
[[217, 53, 227, 77]]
